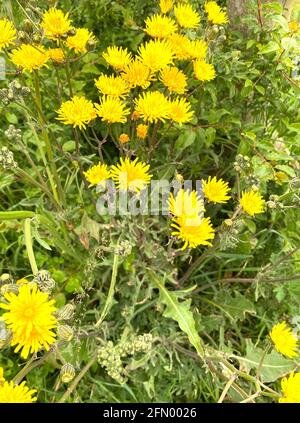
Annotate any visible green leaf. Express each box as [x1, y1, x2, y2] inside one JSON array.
[[81, 63, 100, 74], [148, 270, 203, 357], [62, 140, 76, 152], [239, 339, 296, 383], [218, 292, 256, 321], [65, 276, 81, 293], [258, 41, 279, 55], [5, 112, 18, 124], [205, 127, 216, 147], [175, 130, 196, 151]]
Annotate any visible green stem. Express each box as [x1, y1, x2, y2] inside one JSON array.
[[24, 218, 38, 275]]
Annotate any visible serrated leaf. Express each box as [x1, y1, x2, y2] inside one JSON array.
[[148, 271, 203, 357]]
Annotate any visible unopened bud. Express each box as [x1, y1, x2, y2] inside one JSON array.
[[56, 303, 75, 320], [0, 284, 19, 295], [60, 363, 76, 383], [57, 325, 74, 342]]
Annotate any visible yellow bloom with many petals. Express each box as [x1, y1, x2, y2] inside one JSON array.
[[279, 372, 300, 403], [0, 381, 37, 403], [138, 39, 174, 72], [171, 215, 215, 250], [110, 157, 152, 192], [160, 66, 187, 94], [205, 1, 229, 25], [57, 96, 97, 129], [47, 48, 65, 63], [186, 39, 208, 60], [136, 124, 148, 139], [95, 74, 130, 97], [95, 96, 130, 123], [121, 60, 153, 89], [41, 8, 72, 40], [0, 19, 16, 51], [168, 97, 194, 125], [289, 21, 299, 33], [10, 44, 49, 72], [194, 60, 216, 82], [169, 189, 204, 219], [65, 28, 95, 53], [144, 14, 177, 39], [0, 284, 57, 359], [270, 321, 298, 358], [239, 190, 265, 216], [174, 3, 200, 29], [84, 162, 111, 186], [103, 46, 133, 71], [134, 91, 170, 123], [119, 134, 130, 144], [167, 33, 191, 60], [202, 176, 231, 204], [160, 0, 174, 14]]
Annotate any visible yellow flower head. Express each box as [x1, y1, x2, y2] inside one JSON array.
[[103, 46, 133, 71], [0, 284, 57, 359], [239, 190, 265, 216], [160, 66, 187, 94], [167, 33, 192, 60], [0, 380, 37, 403], [168, 97, 194, 125], [95, 74, 130, 97], [95, 97, 130, 124], [10, 44, 49, 72], [110, 157, 152, 192], [0, 19, 16, 51], [202, 176, 231, 204], [186, 39, 208, 60], [174, 3, 200, 29], [47, 48, 65, 63], [160, 0, 174, 14], [279, 372, 300, 403], [270, 321, 298, 359], [138, 39, 174, 72], [16, 278, 29, 286], [205, 1, 229, 25], [171, 215, 215, 250], [144, 14, 177, 39], [136, 123, 148, 140], [65, 28, 95, 53], [194, 60, 216, 82], [57, 96, 97, 129], [121, 60, 153, 89], [83, 162, 111, 186], [169, 189, 204, 219], [289, 21, 299, 33], [131, 111, 141, 121], [119, 133, 130, 144], [134, 91, 170, 123], [41, 8, 72, 40]]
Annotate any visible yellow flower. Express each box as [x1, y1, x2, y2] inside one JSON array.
[[279, 372, 300, 403], [95, 96, 130, 124], [65, 28, 95, 53], [134, 91, 170, 123], [131, 111, 141, 121], [83, 162, 111, 186], [174, 3, 200, 29], [160, 66, 187, 94], [167, 33, 192, 60], [110, 157, 152, 192], [0, 368, 5, 385], [136, 123, 148, 139], [289, 21, 299, 33], [171, 215, 215, 250], [0, 284, 57, 359], [160, 0, 174, 14], [169, 189, 204, 219], [239, 190, 265, 216], [194, 60, 216, 82], [47, 48, 65, 63], [56, 96, 97, 129], [138, 39, 174, 72], [205, 1, 229, 25], [119, 133, 130, 144], [0, 381, 37, 403], [186, 39, 208, 60], [16, 278, 29, 285], [0, 18, 16, 51], [144, 14, 177, 39], [270, 321, 298, 358], [103, 46, 133, 71], [95, 74, 130, 97], [202, 176, 231, 204], [10, 44, 49, 72], [41, 8, 72, 40], [168, 97, 194, 125], [121, 60, 153, 89]]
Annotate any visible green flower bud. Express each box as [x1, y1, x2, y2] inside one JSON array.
[[56, 303, 75, 320], [57, 325, 74, 342], [60, 364, 76, 383]]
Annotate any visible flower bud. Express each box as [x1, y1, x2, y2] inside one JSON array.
[[60, 364, 76, 383], [0, 284, 19, 295], [56, 303, 75, 320], [57, 325, 74, 342]]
